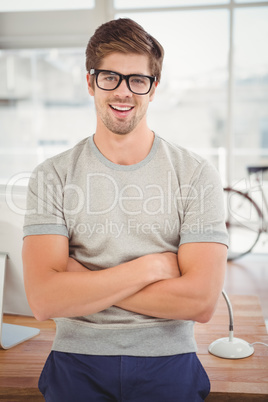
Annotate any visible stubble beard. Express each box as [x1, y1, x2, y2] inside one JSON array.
[[96, 98, 147, 136], [102, 115, 136, 135]]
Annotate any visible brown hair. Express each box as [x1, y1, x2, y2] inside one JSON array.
[[85, 18, 164, 82]]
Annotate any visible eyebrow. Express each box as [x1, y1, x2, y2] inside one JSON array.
[[100, 69, 151, 76]]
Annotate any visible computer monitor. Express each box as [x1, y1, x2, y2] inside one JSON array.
[[0, 184, 39, 349]]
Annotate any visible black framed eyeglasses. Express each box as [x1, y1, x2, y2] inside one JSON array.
[[90, 69, 156, 95]]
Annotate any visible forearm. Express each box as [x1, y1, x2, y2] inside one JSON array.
[[116, 243, 227, 323], [115, 275, 213, 322], [24, 256, 159, 321], [66, 258, 206, 322], [23, 234, 180, 321]]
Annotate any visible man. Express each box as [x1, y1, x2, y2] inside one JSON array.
[[23, 18, 228, 401]]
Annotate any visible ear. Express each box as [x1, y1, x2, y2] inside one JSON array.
[[149, 81, 158, 102], [86, 73, 95, 96]]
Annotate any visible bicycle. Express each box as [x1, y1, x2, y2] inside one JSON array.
[[224, 165, 268, 261]]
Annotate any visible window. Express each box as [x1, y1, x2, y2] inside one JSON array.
[[0, 0, 95, 12], [232, 6, 268, 180], [0, 0, 268, 188], [235, 0, 267, 3], [115, 0, 228, 8], [116, 2, 268, 185], [0, 48, 95, 184]]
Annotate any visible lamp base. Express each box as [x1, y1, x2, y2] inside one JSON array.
[[208, 337, 254, 359]]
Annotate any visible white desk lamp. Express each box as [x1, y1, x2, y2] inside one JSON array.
[[208, 289, 254, 359], [0, 253, 40, 349]]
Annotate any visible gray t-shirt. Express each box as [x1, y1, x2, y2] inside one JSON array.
[[23, 134, 228, 356]]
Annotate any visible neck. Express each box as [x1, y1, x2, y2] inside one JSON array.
[[93, 127, 155, 165]]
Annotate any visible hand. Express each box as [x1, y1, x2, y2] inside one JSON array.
[[66, 253, 180, 283], [142, 252, 180, 283], [157, 252, 181, 280]]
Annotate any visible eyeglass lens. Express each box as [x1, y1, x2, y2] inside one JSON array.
[[97, 71, 151, 94]]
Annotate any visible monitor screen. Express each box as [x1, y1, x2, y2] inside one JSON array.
[[0, 185, 33, 316]]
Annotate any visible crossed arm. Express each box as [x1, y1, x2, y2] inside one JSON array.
[[22, 234, 227, 323]]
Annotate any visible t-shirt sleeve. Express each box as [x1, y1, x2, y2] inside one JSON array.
[[23, 161, 69, 238], [179, 160, 228, 247]]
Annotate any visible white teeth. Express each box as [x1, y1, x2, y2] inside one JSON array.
[[111, 105, 132, 111]]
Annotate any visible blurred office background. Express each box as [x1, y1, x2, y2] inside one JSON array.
[[0, 1, 267, 324], [0, 0, 268, 187]]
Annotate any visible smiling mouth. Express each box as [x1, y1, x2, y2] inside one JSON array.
[[110, 105, 134, 112]]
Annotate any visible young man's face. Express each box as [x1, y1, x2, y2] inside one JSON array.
[[87, 52, 157, 136]]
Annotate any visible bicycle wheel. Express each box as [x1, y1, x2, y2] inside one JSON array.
[[224, 187, 263, 261]]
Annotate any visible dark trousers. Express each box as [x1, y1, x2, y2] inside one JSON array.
[[39, 351, 210, 401]]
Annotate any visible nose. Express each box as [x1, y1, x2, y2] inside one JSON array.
[[114, 78, 132, 97]]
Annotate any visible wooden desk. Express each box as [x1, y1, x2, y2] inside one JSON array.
[[0, 295, 267, 401], [196, 295, 268, 401]]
